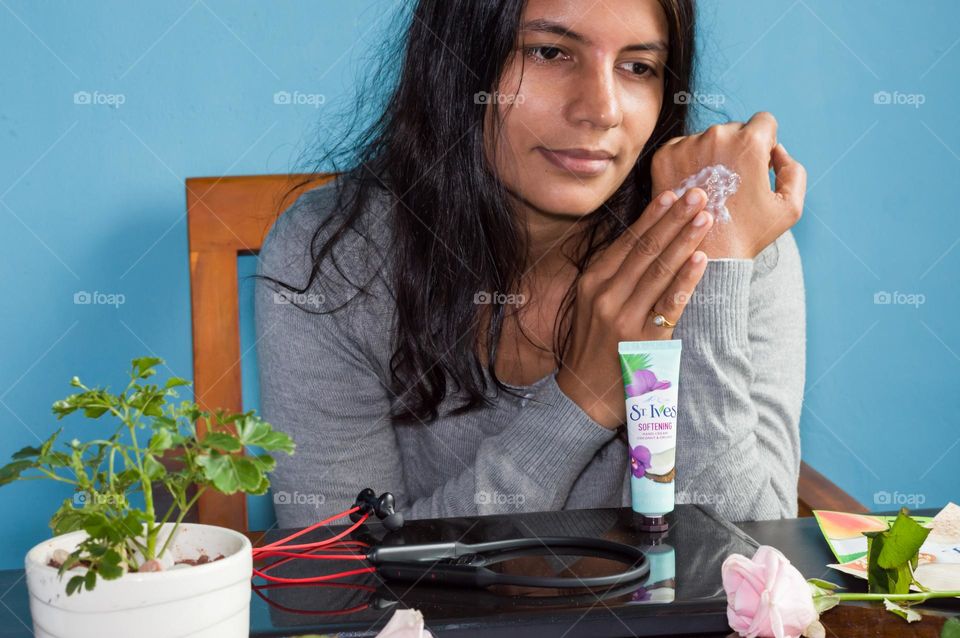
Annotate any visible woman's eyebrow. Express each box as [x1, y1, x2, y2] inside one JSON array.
[[521, 18, 667, 53]]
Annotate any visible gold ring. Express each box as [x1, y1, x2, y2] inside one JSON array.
[[650, 309, 676, 328]]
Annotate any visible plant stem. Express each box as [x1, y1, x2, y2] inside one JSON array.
[[156, 486, 206, 560], [126, 406, 157, 559], [35, 467, 78, 485], [837, 591, 960, 602]]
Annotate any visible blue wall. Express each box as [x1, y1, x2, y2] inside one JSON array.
[[1, 0, 956, 569]]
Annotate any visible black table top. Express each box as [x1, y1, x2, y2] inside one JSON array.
[[1, 507, 955, 637]]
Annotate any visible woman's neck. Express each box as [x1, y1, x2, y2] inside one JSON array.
[[513, 195, 588, 282]]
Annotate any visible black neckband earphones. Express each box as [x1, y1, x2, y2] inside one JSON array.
[[351, 489, 650, 590]]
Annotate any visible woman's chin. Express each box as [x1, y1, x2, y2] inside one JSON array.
[[528, 195, 610, 219]]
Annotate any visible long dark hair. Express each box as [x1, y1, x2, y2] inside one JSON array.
[[257, 0, 697, 425]]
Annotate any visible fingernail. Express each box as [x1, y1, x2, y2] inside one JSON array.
[[685, 190, 704, 206], [692, 251, 706, 264], [692, 210, 711, 227], [659, 191, 676, 207]]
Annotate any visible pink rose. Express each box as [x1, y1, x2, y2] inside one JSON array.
[[722, 545, 824, 638]]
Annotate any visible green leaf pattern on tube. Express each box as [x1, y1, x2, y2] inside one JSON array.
[[618, 340, 682, 517]]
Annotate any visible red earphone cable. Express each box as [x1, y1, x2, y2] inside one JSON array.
[[251, 504, 377, 586]]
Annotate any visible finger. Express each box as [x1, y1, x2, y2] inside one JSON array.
[[589, 189, 679, 280], [648, 250, 709, 327], [771, 143, 806, 211], [626, 202, 714, 310], [606, 188, 708, 299], [741, 111, 778, 153]]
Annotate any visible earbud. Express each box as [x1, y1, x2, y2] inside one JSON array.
[[376, 492, 404, 531], [350, 488, 378, 523], [351, 488, 405, 530]]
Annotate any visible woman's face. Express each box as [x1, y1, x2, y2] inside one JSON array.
[[484, 0, 669, 218]]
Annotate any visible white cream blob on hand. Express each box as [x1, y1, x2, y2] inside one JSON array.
[[671, 164, 741, 223]]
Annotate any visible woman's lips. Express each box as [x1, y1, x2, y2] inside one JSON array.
[[537, 147, 615, 177]]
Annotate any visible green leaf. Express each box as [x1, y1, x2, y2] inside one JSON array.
[[133, 357, 163, 379], [865, 509, 930, 595], [877, 509, 930, 569], [202, 433, 242, 453], [66, 575, 85, 595], [83, 569, 97, 591], [235, 415, 295, 454], [11, 445, 41, 460], [0, 459, 35, 486], [883, 598, 921, 623], [233, 457, 262, 491], [143, 455, 166, 481], [196, 452, 264, 494], [164, 377, 191, 390], [51, 505, 89, 535], [82, 405, 109, 419], [249, 453, 276, 473], [813, 593, 840, 614], [97, 549, 124, 580], [807, 578, 844, 591], [52, 399, 79, 418], [942, 617, 960, 638], [148, 428, 173, 454]]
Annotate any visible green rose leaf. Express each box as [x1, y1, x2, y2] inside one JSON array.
[[883, 598, 921, 623], [865, 508, 930, 595], [941, 617, 960, 638]]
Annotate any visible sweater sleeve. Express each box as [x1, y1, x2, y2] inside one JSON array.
[[671, 229, 806, 521], [255, 193, 617, 530]]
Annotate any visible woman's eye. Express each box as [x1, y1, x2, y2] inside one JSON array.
[[619, 62, 656, 78], [525, 46, 567, 64]]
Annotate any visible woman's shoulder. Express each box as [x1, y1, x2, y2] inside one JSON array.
[[258, 176, 397, 301]]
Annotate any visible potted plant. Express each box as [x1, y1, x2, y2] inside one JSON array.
[[0, 356, 295, 638]]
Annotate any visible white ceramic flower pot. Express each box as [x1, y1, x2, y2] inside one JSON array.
[[24, 522, 252, 638]]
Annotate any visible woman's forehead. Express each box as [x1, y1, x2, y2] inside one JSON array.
[[519, 0, 670, 49]]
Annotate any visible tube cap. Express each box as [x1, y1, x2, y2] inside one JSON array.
[[635, 514, 669, 533]]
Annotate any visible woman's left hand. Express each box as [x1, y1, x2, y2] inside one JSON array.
[[649, 111, 807, 260]]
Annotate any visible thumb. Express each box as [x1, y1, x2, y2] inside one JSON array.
[[770, 143, 807, 210]]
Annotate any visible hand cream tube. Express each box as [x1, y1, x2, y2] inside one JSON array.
[[618, 340, 682, 532]]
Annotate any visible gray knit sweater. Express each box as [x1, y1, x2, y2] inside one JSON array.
[[254, 179, 806, 529]]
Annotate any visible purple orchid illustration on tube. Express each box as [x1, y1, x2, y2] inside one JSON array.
[[624, 368, 671, 399], [630, 444, 651, 479]]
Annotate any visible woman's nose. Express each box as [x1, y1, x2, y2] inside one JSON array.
[[567, 64, 623, 130]]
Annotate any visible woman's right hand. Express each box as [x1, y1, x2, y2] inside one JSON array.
[[555, 188, 713, 430]]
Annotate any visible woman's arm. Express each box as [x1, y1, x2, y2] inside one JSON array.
[[671, 229, 806, 521], [255, 195, 619, 529]]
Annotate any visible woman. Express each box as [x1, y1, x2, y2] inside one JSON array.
[[254, 0, 807, 528]]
